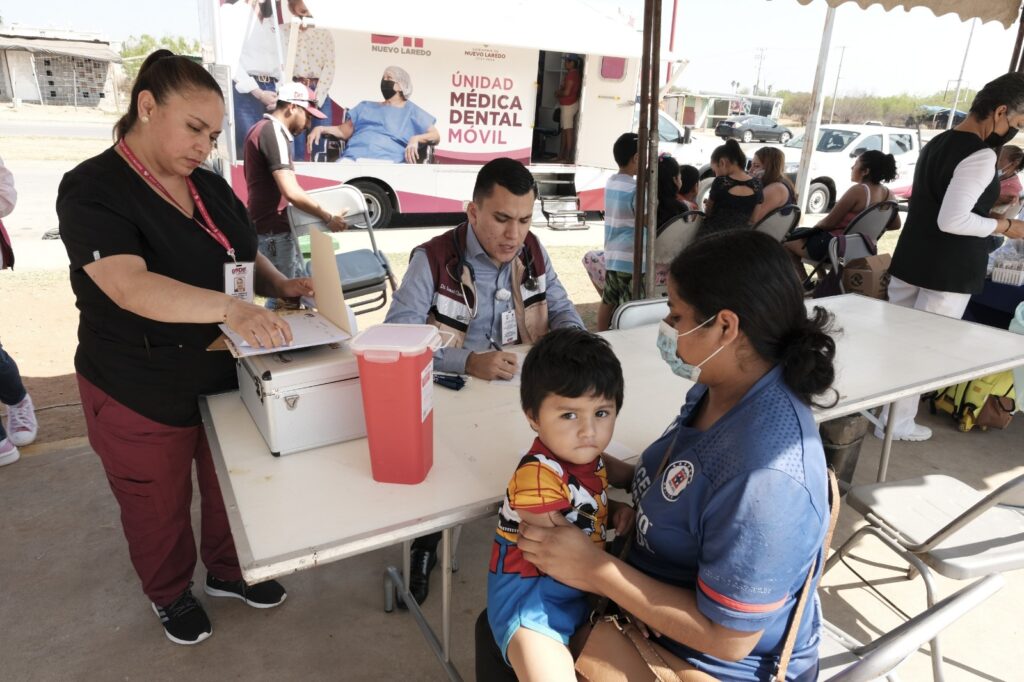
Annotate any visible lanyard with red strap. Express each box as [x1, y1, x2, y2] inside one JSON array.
[[117, 139, 237, 263]]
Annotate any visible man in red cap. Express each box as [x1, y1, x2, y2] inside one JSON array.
[[243, 82, 347, 289]]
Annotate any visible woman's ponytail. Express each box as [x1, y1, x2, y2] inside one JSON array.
[[779, 306, 838, 408]]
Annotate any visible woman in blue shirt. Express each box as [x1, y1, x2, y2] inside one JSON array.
[[479, 230, 837, 681], [308, 66, 439, 163]]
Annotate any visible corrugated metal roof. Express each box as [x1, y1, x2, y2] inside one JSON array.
[[0, 34, 121, 63], [795, 0, 1021, 28]]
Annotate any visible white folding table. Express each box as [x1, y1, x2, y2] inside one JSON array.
[[200, 294, 1024, 681]]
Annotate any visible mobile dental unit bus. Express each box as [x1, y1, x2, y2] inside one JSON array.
[[199, 0, 707, 228]]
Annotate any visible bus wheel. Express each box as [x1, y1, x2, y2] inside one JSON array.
[[350, 181, 394, 229]]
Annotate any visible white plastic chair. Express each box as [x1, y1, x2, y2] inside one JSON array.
[[846, 200, 898, 242], [287, 184, 397, 314], [818, 574, 1004, 681], [752, 203, 801, 242], [653, 211, 703, 297], [824, 473, 1024, 681], [610, 298, 669, 330]]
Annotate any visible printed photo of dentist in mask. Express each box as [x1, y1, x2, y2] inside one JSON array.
[[309, 66, 439, 163]]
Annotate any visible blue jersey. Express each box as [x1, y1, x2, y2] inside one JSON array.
[[629, 366, 828, 681], [343, 100, 435, 163]]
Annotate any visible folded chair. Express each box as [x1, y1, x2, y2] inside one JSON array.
[[752, 203, 801, 242], [286, 184, 397, 314], [819, 573, 1004, 681], [824, 473, 1024, 681]]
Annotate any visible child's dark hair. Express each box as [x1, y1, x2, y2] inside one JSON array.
[[679, 164, 700, 195], [857, 150, 897, 183], [669, 231, 838, 407], [115, 49, 223, 141], [613, 132, 639, 168], [520, 328, 624, 417], [710, 138, 746, 168]]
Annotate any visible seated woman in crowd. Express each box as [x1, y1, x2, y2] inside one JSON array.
[[785, 150, 901, 263], [992, 144, 1024, 216], [308, 66, 440, 163], [478, 230, 836, 681], [703, 139, 762, 233], [749, 146, 797, 225]]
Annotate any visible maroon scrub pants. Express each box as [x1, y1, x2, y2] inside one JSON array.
[[77, 374, 243, 607]]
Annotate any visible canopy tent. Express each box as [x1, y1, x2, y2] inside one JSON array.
[[633, 0, 1023, 293], [0, 34, 121, 63], [795, 0, 1022, 28]]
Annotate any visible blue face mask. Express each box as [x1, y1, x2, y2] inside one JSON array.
[[656, 317, 725, 382]]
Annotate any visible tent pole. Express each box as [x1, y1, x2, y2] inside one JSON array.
[[947, 19, 976, 131], [795, 6, 836, 215], [643, 0, 662, 300], [632, 0, 655, 300], [1011, 8, 1024, 72]]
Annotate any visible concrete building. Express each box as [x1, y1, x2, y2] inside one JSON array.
[[0, 25, 121, 109]]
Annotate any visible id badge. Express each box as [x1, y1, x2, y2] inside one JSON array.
[[224, 261, 255, 304], [501, 308, 517, 345]]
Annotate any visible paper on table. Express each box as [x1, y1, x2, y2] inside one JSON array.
[[218, 310, 350, 358], [309, 227, 352, 335]]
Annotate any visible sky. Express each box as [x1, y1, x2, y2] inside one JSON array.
[[0, 0, 1019, 99]]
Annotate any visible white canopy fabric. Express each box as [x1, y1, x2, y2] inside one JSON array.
[[795, 0, 1022, 28], [302, 0, 644, 57]]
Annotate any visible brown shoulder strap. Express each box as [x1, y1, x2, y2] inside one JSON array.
[[622, 621, 684, 682], [774, 469, 841, 682]]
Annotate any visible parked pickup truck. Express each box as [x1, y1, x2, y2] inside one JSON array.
[[782, 124, 920, 213]]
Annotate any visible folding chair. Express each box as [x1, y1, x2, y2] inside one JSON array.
[[610, 298, 669, 330], [824, 473, 1024, 681], [653, 210, 703, 297], [752, 203, 801, 242], [818, 573, 1004, 681], [286, 184, 397, 314], [803, 201, 897, 286], [827, 233, 876, 294]]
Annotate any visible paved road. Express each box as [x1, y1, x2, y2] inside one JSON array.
[[0, 119, 112, 139]]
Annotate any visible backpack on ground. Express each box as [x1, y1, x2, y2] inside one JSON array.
[[928, 371, 1016, 432]]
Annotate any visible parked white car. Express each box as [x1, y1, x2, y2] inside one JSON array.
[[783, 124, 921, 213], [634, 110, 714, 176]]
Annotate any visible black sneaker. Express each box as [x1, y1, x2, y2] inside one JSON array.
[[204, 574, 287, 609], [409, 548, 437, 605], [151, 586, 212, 645]]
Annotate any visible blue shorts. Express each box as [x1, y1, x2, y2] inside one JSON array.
[[486, 539, 590, 662]]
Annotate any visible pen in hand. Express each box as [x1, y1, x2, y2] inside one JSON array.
[[487, 334, 503, 352]]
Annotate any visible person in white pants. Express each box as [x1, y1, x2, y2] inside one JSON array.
[[884, 72, 1024, 441]]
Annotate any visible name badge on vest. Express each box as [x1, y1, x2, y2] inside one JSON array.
[[501, 309, 518, 345], [224, 261, 255, 304]]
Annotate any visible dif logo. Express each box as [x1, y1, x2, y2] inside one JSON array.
[[370, 34, 431, 56], [371, 34, 424, 48]]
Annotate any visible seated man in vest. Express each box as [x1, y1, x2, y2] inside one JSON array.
[[384, 156, 584, 605]]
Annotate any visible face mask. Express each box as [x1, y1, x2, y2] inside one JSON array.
[[750, 168, 765, 179], [656, 318, 725, 382], [380, 79, 397, 100]]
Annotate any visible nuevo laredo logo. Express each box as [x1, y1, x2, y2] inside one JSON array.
[[464, 45, 507, 62], [370, 34, 431, 57], [661, 460, 695, 502]]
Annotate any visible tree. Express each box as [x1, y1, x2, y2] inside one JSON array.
[[120, 34, 201, 82]]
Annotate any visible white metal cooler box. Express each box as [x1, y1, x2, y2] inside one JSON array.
[[237, 343, 366, 456]]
